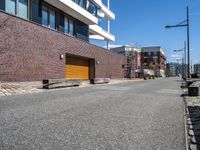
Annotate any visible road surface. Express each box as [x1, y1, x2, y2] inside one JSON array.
[[0, 78, 185, 150]]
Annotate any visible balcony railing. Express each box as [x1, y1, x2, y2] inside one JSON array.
[[71, 0, 98, 17]]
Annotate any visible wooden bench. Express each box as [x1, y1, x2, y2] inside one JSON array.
[[188, 81, 200, 96], [43, 79, 81, 89], [90, 78, 110, 84]]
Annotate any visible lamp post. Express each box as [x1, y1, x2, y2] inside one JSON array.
[[165, 6, 190, 78]]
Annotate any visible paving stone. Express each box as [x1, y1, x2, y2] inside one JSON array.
[[190, 144, 197, 150], [188, 121, 192, 125], [191, 136, 197, 144], [189, 130, 195, 136]]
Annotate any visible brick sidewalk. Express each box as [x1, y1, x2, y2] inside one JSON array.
[[0, 79, 144, 97], [0, 82, 43, 97]]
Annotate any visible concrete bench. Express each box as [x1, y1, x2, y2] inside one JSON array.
[[187, 79, 200, 88], [188, 81, 200, 96], [43, 79, 81, 89], [90, 78, 110, 84]]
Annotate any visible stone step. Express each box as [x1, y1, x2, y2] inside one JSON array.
[[188, 81, 200, 96], [43, 79, 81, 89], [90, 78, 110, 84]]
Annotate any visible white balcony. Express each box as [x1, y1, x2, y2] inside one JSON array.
[[89, 25, 115, 42], [44, 0, 98, 25], [93, 0, 115, 20]]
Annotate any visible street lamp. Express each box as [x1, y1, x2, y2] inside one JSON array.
[[165, 6, 190, 78]]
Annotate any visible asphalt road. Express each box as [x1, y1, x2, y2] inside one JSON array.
[[0, 78, 185, 150]]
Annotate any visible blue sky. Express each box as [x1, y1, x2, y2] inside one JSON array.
[[91, 0, 200, 64]]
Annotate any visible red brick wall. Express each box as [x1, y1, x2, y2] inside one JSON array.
[[0, 12, 127, 81]]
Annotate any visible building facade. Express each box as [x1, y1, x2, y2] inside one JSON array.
[[141, 46, 166, 77], [110, 45, 141, 78], [0, 0, 126, 81], [194, 64, 200, 74], [166, 62, 182, 77]]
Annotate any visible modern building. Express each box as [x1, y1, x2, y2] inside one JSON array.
[[194, 64, 200, 74], [141, 46, 166, 77], [110, 45, 141, 67], [110, 45, 141, 78], [166, 62, 182, 77], [0, 0, 126, 81]]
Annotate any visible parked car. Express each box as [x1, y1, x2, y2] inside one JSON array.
[[135, 69, 155, 80]]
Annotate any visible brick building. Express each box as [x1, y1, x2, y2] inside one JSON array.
[[141, 46, 166, 77], [0, 0, 127, 81], [110, 45, 141, 78]]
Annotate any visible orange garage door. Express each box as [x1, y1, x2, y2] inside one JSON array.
[[66, 57, 89, 80]]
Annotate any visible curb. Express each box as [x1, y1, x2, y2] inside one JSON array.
[[183, 98, 189, 150]]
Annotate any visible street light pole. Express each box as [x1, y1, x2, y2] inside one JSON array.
[[187, 6, 190, 78], [165, 6, 190, 78]]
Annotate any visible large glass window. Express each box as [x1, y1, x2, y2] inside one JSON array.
[[86, 0, 97, 16], [49, 9, 55, 29], [69, 19, 74, 36], [64, 17, 69, 34], [64, 16, 74, 36], [42, 6, 56, 30], [42, 6, 48, 26], [19, 0, 28, 19], [73, 0, 84, 8], [6, 0, 16, 15]]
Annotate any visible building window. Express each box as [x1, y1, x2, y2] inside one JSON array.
[[69, 19, 74, 36], [64, 16, 74, 36], [49, 9, 55, 29], [19, 0, 28, 19], [5, 0, 29, 19], [6, 0, 16, 15], [42, 6, 48, 26], [73, 0, 85, 8], [153, 58, 158, 64], [42, 5, 56, 30], [144, 58, 147, 63], [64, 17, 69, 34], [86, 0, 97, 16]]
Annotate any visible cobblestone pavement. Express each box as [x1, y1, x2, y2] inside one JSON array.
[[0, 82, 43, 97], [185, 96, 200, 150]]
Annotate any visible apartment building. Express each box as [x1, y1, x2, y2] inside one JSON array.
[[194, 64, 200, 74], [141, 46, 166, 77], [166, 62, 182, 76], [0, 0, 126, 81], [111, 45, 141, 67], [110, 45, 141, 78]]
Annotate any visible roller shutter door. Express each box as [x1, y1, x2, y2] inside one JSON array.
[[66, 57, 89, 80]]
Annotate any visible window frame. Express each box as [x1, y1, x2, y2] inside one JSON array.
[[64, 15, 75, 36], [42, 4, 56, 30]]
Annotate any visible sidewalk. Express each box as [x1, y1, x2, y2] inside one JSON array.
[[0, 79, 144, 97], [0, 81, 43, 97]]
